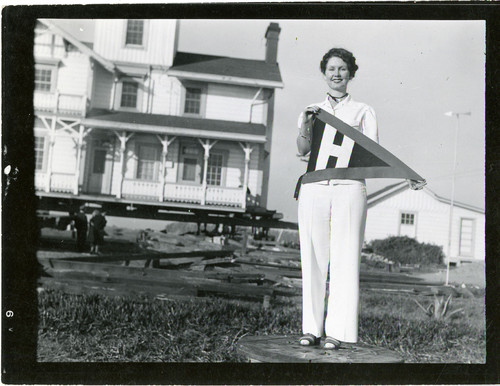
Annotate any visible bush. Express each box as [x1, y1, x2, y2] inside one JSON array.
[[367, 236, 445, 265]]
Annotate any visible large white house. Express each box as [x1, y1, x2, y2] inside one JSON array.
[[365, 181, 485, 262], [33, 19, 283, 217]]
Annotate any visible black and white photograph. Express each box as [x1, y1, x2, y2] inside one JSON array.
[[2, 3, 498, 384]]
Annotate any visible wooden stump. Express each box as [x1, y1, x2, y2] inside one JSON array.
[[236, 335, 403, 363]]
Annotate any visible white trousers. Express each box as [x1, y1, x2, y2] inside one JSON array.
[[298, 181, 367, 343]]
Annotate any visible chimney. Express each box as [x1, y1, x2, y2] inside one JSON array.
[[265, 22, 281, 64]]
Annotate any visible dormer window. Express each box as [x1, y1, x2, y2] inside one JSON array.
[[125, 20, 145, 46], [121, 81, 138, 108]]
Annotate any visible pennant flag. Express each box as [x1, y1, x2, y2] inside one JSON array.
[[295, 108, 425, 198]]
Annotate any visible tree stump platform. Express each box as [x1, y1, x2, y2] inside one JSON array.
[[236, 335, 404, 363]]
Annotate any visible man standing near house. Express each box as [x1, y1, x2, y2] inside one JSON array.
[[73, 205, 88, 252]]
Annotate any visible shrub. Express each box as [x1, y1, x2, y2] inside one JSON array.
[[367, 236, 445, 265]]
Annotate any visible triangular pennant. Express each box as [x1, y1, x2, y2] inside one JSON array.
[[301, 108, 425, 183]]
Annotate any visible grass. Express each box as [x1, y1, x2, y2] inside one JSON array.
[[37, 288, 485, 363]]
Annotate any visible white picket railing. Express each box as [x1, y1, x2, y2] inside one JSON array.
[[37, 173, 246, 208], [206, 186, 244, 207], [50, 172, 74, 193], [122, 179, 161, 200], [164, 183, 204, 204], [34, 91, 87, 116], [34, 171, 47, 191]]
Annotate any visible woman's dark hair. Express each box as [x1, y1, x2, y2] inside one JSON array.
[[320, 48, 358, 79]]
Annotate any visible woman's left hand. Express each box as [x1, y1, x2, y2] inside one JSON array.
[[407, 179, 426, 190]]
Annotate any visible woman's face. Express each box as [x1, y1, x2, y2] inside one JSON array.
[[323, 56, 350, 93]]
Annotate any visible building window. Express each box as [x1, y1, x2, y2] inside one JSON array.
[[401, 213, 415, 225], [459, 218, 474, 256], [121, 81, 138, 108], [34, 136, 45, 170], [125, 20, 145, 46], [184, 87, 202, 115], [35, 68, 53, 92], [179, 145, 202, 183], [137, 145, 158, 180], [207, 153, 224, 186]]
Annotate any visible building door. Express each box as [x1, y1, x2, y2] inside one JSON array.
[[399, 212, 416, 238], [87, 146, 113, 194]]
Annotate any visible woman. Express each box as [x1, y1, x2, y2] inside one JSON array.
[[296, 48, 378, 350], [88, 209, 107, 254]]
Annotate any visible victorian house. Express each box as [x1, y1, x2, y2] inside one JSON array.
[[33, 19, 283, 217]]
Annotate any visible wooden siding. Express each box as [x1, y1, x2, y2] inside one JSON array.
[[91, 63, 114, 109], [52, 134, 77, 174], [365, 188, 484, 261], [205, 84, 266, 124], [148, 71, 177, 115], [57, 52, 90, 96], [34, 29, 66, 59], [93, 20, 178, 67]]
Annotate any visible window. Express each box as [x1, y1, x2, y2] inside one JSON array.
[[401, 213, 415, 225], [184, 87, 202, 115], [459, 218, 475, 256], [34, 136, 45, 170], [121, 81, 138, 108], [125, 20, 145, 46], [35, 68, 53, 91], [137, 145, 158, 180], [207, 153, 224, 186]]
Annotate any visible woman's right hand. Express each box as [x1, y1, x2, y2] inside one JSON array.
[[300, 106, 321, 135]]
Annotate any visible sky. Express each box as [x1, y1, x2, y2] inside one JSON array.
[[53, 19, 485, 222]]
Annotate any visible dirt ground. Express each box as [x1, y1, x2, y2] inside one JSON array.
[[411, 261, 485, 288]]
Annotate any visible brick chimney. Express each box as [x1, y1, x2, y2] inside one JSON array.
[[265, 22, 281, 64]]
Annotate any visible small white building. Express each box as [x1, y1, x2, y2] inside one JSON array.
[[365, 181, 485, 262]]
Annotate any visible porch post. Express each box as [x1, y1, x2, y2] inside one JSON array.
[[45, 117, 57, 192], [114, 131, 134, 199], [73, 126, 84, 195], [157, 135, 177, 202], [73, 126, 92, 195], [239, 142, 254, 209], [198, 139, 217, 206]]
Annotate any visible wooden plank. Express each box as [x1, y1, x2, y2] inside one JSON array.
[[38, 249, 234, 263], [236, 335, 404, 363], [38, 276, 198, 298], [43, 259, 296, 298]]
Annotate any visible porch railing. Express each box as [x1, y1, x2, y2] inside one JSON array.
[[163, 183, 204, 204], [122, 179, 161, 201], [38, 175, 246, 208], [34, 91, 87, 116], [35, 171, 47, 191], [206, 186, 245, 207], [50, 172, 74, 193]]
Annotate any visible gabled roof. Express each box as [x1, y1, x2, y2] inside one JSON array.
[[83, 109, 267, 143], [367, 181, 484, 214], [168, 52, 284, 89], [37, 19, 117, 73]]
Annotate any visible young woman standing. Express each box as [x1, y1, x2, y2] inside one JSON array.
[[296, 48, 378, 350]]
